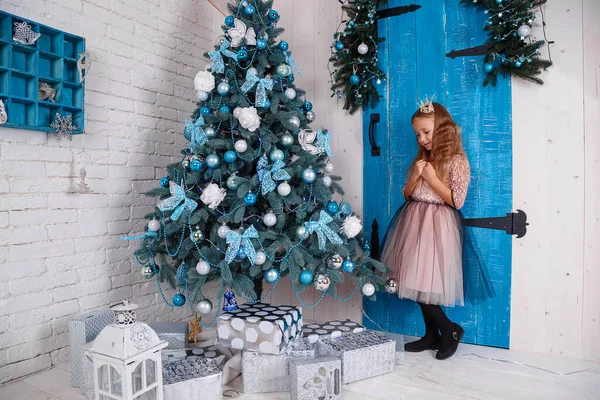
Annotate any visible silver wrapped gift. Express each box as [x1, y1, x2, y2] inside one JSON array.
[[217, 303, 303, 354], [317, 330, 395, 384], [149, 322, 188, 350], [302, 319, 365, 341], [289, 356, 342, 400], [383, 331, 405, 365], [68, 310, 113, 388], [241, 337, 315, 393], [162, 356, 222, 400]]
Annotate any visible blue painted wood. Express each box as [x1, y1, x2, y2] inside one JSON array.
[[0, 10, 85, 134], [363, 0, 512, 348]]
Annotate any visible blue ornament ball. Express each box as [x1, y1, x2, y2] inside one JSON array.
[[304, 101, 313, 111], [514, 60, 523, 68], [224, 150, 238, 163], [287, 74, 295, 83], [483, 63, 494, 73], [496, 0, 503, 3], [299, 270, 314, 284], [270, 149, 285, 162], [206, 154, 221, 168], [257, 38, 267, 50], [220, 105, 231, 113], [326, 201, 339, 214], [334, 41, 344, 51], [160, 177, 169, 188], [302, 168, 316, 183], [173, 293, 186, 307], [237, 246, 247, 259], [217, 82, 231, 95], [226, 175, 241, 190], [200, 106, 211, 115], [350, 75, 360, 85], [244, 192, 257, 206], [190, 158, 203, 171], [268, 10, 279, 21], [237, 49, 249, 60], [342, 259, 356, 273], [262, 99, 271, 109], [264, 268, 280, 283], [225, 15, 235, 27], [244, 5, 255, 15], [278, 41, 289, 51]]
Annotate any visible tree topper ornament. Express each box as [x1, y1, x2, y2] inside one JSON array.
[[227, 18, 256, 48]]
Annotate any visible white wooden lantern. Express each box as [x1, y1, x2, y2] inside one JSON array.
[[85, 300, 168, 400]]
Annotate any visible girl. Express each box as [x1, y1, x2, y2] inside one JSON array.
[[381, 100, 471, 360]]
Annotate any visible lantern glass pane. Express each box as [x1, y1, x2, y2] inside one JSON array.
[[98, 364, 109, 391], [110, 366, 122, 396], [132, 362, 143, 393], [145, 359, 156, 385], [135, 387, 157, 400]]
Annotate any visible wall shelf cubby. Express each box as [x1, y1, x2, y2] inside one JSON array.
[[0, 10, 85, 134]]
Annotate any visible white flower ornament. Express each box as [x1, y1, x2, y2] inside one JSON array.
[[227, 19, 256, 48]]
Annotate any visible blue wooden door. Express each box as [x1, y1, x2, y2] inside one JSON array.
[[362, 0, 512, 348]]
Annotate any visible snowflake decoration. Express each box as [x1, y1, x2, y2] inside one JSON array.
[[50, 113, 78, 140], [13, 21, 41, 46]]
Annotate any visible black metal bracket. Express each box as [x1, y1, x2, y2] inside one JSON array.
[[371, 219, 380, 261], [368, 113, 381, 156], [446, 43, 494, 59], [375, 4, 421, 19], [462, 209, 529, 238]]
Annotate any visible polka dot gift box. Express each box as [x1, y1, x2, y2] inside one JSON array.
[[302, 319, 365, 343], [216, 303, 303, 355]]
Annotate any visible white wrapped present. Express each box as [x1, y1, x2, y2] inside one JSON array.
[[316, 330, 395, 384], [162, 356, 222, 400], [217, 303, 303, 354], [68, 310, 113, 388], [302, 319, 365, 342], [289, 356, 342, 400], [241, 337, 315, 393]]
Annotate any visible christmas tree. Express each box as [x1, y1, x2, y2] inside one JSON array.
[[128, 0, 387, 325]]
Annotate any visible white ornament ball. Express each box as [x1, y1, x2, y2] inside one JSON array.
[[277, 181, 291, 196], [289, 116, 301, 129], [255, 251, 267, 265], [517, 24, 531, 38], [233, 107, 243, 119], [197, 91, 209, 101], [362, 282, 375, 297], [296, 225, 307, 239], [218, 224, 231, 239], [234, 139, 248, 153], [323, 176, 332, 187], [148, 219, 160, 232], [263, 212, 277, 227], [324, 162, 334, 173], [197, 299, 213, 315], [284, 88, 297, 100], [196, 260, 211, 275], [248, 67, 259, 76], [357, 43, 369, 55]]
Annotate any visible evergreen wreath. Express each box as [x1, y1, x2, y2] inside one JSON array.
[[462, 0, 553, 86], [329, 0, 388, 115]]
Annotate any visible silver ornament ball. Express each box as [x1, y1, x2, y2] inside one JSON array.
[[281, 133, 294, 147], [384, 278, 398, 294], [284, 88, 297, 100], [205, 126, 216, 137], [264, 268, 280, 283], [322, 176, 332, 187], [190, 229, 204, 243], [263, 212, 277, 227], [218, 224, 231, 239], [234, 139, 248, 153], [327, 254, 343, 269], [197, 299, 213, 315], [148, 219, 160, 232], [141, 265, 154, 279], [357, 43, 369, 54], [197, 91, 209, 101], [517, 24, 531, 37], [277, 181, 291, 196], [324, 162, 334, 173], [302, 168, 316, 183], [306, 111, 315, 122], [289, 116, 301, 129], [254, 250, 267, 265], [313, 274, 331, 291], [276, 64, 292, 77], [296, 225, 307, 239], [196, 260, 211, 275], [362, 282, 375, 296]]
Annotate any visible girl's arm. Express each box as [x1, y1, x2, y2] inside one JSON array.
[[422, 155, 470, 209], [404, 159, 428, 199], [425, 173, 454, 207]]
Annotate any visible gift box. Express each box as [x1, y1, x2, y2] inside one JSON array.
[[149, 322, 188, 350], [317, 330, 395, 384], [217, 303, 303, 354], [162, 345, 228, 367], [241, 337, 315, 393], [383, 331, 405, 365], [162, 356, 222, 400], [68, 310, 114, 388], [302, 319, 365, 341], [289, 356, 342, 400]]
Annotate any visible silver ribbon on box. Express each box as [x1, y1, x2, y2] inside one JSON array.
[[163, 356, 222, 400], [317, 330, 395, 384]]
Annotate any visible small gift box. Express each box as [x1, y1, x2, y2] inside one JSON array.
[[162, 356, 222, 400], [241, 337, 315, 393], [217, 303, 303, 354], [317, 330, 395, 384], [148, 322, 188, 350], [302, 319, 365, 341], [382, 331, 405, 365], [68, 310, 114, 388], [289, 356, 342, 400]]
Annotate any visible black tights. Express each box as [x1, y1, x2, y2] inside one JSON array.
[[418, 303, 454, 336]]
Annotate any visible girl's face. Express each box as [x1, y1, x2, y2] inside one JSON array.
[[412, 117, 434, 151]]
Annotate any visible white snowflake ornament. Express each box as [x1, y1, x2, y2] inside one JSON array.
[[50, 113, 78, 141], [227, 19, 256, 47]]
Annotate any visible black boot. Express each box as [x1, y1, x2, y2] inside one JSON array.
[[405, 303, 441, 352], [436, 323, 464, 360]]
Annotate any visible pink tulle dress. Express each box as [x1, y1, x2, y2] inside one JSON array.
[[381, 154, 470, 307]]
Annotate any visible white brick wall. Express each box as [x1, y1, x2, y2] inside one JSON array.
[[0, 0, 222, 384]]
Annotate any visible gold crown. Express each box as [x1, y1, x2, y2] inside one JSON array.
[[417, 95, 435, 113]]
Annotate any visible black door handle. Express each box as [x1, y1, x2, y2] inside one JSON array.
[[369, 113, 381, 157]]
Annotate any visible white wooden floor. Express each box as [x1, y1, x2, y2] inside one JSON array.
[[1, 343, 598, 400]]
